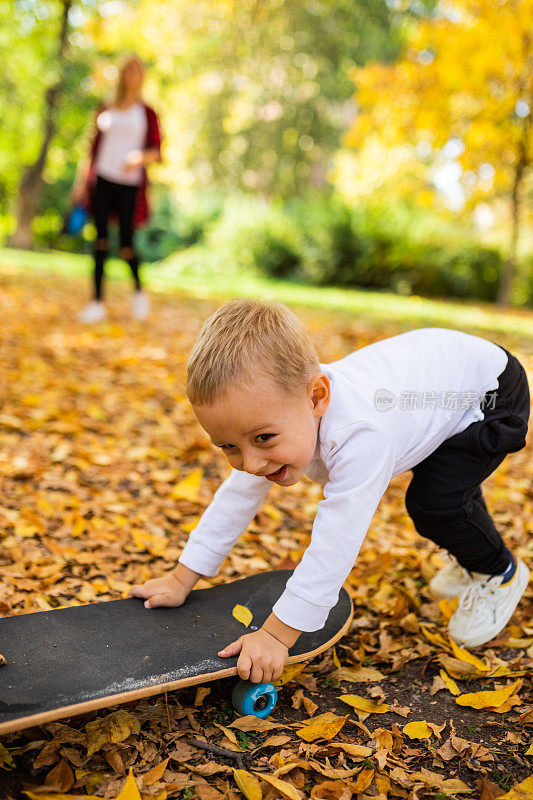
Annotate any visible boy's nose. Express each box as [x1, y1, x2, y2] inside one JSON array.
[[243, 453, 267, 475]]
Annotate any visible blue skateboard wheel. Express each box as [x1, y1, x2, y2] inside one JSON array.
[[231, 680, 277, 718]]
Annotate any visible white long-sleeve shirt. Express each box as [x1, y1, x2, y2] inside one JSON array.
[[178, 328, 508, 631]]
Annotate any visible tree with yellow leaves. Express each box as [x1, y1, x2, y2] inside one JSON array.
[[346, 0, 532, 306]]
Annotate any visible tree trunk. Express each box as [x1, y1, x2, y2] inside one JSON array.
[[496, 110, 530, 307], [9, 0, 73, 250]]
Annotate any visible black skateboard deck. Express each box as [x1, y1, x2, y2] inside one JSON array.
[[0, 570, 352, 734]]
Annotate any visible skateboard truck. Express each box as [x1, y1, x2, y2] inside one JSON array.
[[232, 680, 278, 718]]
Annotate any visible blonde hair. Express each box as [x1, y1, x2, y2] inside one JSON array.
[[114, 54, 144, 106], [187, 299, 320, 405]]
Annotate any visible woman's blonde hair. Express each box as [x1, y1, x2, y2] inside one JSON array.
[[114, 54, 144, 106], [187, 298, 320, 405]]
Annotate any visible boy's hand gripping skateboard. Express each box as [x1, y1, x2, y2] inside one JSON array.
[[0, 570, 352, 734]]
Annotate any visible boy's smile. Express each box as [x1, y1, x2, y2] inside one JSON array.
[[193, 372, 330, 486]]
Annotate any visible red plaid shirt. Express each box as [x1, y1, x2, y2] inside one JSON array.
[[88, 103, 162, 228]]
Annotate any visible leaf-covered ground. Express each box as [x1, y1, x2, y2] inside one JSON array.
[[0, 266, 532, 800]]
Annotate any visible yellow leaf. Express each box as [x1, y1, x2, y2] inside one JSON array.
[[438, 597, 458, 620], [439, 669, 461, 696], [524, 742, 533, 756], [274, 662, 306, 686], [499, 774, 533, 800], [338, 694, 389, 714], [232, 604, 253, 627], [420, 625, 449, 649], [296, 711, 347, 741], [233, 768, 262, 800], [403, 720, 433, 739], [142, 758, 170, 787], [24, 795, 101, 800], [130, 529, 167, 557], [170, 468, 203, 502], [335, 666, 386, 683], [330, 743, 373, 758], [456, 680, 521, 710], [440, 778, 473, 794], [116, 769, 141, 800], [85, 710, 141, 757], [0, 742, 15, 769], [332, 647, 341, 670], [255, 773, 301, 800], [448, 637, 490, 671]]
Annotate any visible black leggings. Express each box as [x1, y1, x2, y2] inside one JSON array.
[[405, 347, 530, 575], [91, 176, 141, 300]]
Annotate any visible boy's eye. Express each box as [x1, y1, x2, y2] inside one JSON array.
[[220, 444, 235, 451], [256, 434, 274, 443]]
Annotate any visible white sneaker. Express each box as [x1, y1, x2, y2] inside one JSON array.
[[448, 558, 530, 648], [132, 290, 150, 321], [429, 555, 483, 598], [78, 300, 107, 323]]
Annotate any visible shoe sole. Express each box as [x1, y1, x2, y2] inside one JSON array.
[[450, 560, 530, 648]]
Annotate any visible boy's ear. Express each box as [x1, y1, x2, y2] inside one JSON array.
[[308, 373, 330, 417]]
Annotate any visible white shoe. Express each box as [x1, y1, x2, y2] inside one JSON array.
[[448, 558, 530, 648], [132, 290, 150, 321], [78, 300, 107, 323], [429, 555, 484, 598]]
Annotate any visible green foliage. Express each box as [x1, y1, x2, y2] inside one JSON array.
[[188, 193, 517, 304], [205, 196, 303, 278], [135, 189, 223, 263]]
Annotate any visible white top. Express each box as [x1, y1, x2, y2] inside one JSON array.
[[178, 328, 508, 632], [94, 103, 148, 186]]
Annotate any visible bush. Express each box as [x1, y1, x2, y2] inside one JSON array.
[[206, 197, 304, 278], [135, 189, 223, 263]]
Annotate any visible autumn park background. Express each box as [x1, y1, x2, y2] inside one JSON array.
[[1, 1, 533, 799]]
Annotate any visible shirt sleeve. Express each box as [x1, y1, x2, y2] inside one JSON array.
[[178, 469, 271, 576], [272, 424, 396, 632]]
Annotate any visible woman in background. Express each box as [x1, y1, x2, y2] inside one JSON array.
[[73, 54, 162, 323]]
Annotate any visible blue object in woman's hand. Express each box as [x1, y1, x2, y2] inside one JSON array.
[[66, 205, 87, 235]]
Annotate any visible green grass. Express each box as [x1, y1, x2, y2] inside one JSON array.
[[2, 245, 533, 344]]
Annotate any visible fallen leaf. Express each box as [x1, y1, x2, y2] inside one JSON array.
[[85, 710, 141, 757], [402, 720, 433, 740], [456, 680, 521, 710], [311, 779, 352, 800], [439, 669, 461, 696], [275, 662, 307, 685], [233, 768, 262, 800], [449, 636, 490, 671], [0, 742, 15, 769], [116, 768, 141, 800], [45, 759, 74, 792], [338, 694, 389, 714], [255, 772, 302, 800], [229, 715, 278, 732], [499, 774, 533, 800], [232, 604, 253, 627], [335, 666, 386, 683], [142, 758, 170, 787], [170, 468, 203, 502], [296, 712, 347, 741], [329, 743, 373, 758]]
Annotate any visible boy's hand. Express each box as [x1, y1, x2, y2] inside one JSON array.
[[128, 564, 201, 609], [218, 613, 301, 684], [218, 629, 288, 684]]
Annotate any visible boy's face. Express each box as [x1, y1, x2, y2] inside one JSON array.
[[193, 372, 330, 486]]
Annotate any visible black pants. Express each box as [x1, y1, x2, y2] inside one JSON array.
[[91, 176, 141, 300], [405, 347, 530, 575]]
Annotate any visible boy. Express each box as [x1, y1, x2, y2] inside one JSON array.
[[129, 299, 530, 685]]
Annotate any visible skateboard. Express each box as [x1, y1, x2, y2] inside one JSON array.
[[0, 570, 352, 735]]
